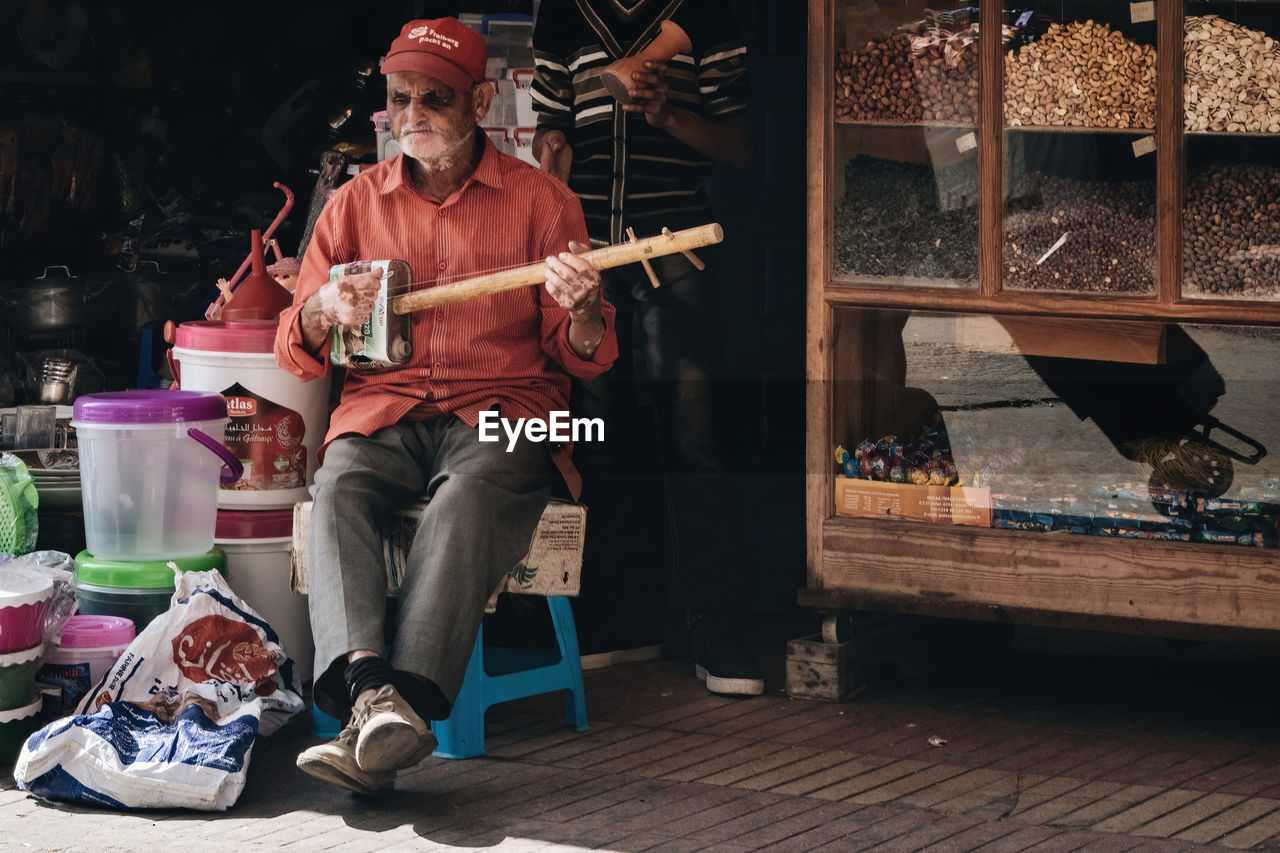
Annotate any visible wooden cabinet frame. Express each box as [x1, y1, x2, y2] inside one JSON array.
[[804, 0, 1280, 638]]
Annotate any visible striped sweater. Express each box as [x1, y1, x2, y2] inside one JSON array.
[[531, 0, 750, 244]]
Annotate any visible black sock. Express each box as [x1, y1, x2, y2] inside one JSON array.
[[344, 656, 393, 703], [392, 671, 451, 721]]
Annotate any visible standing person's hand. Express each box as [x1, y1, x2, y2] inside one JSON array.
[[624, 60, 674, 129], [534, 129, 573, 185]]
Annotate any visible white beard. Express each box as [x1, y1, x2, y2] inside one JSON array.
[[399, 125, 474, 172]]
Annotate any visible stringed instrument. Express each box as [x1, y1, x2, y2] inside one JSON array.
[[331, 223, 723, 368]]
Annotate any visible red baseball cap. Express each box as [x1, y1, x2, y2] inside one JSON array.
[[380, 18, 487, 92]]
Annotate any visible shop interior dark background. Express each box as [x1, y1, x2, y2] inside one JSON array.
[[0, 0, 806, 611]]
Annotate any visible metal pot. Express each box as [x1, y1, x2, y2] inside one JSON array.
[[119, 260, 212, 330], [0, 266, 121, 332]]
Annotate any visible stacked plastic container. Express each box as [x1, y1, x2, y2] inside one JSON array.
[[470, 14, 539, 167], [70, 390, 238, 636], [170, 322, 326, 683], [38, 614, 135, 715], [0, 566, 54, 762]]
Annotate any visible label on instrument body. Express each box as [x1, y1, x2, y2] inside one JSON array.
[[329, 259, 413, 368]]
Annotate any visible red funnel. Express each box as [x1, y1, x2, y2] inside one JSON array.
[[222, 228, 293, 321]]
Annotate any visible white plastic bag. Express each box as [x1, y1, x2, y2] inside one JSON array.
[[14, 569, 304, 810]]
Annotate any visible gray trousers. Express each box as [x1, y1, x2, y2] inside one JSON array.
[[307, 415, 551, 719]]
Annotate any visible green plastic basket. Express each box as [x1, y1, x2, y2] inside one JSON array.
[[0, 455, 39, 554]]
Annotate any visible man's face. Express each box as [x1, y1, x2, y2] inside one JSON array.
[[386, 71, 491, 171]]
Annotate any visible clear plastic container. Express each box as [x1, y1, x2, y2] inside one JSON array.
[[72, 391, 241, 560]]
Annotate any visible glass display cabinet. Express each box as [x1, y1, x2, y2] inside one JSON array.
[[806, 0, 1280, 637]]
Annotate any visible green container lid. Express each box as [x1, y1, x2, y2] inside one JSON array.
[[74, 548, 226, 589]]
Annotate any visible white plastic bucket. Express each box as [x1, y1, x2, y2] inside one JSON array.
[[215, 509, 313, 683], [72, 391, 241, 560], [173, 320, 330, 511]]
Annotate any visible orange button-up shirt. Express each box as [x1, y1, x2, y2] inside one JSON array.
[[274, 140, 617, 495]]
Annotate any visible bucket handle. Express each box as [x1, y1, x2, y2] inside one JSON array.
[[187, 428, 245, 485]]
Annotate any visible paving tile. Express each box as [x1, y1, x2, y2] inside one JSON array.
[[1007, 775, 1095, 819], [694, 746, 822, 788], [557, 728, 686, 771], [1129, 791, 1246, 838], [1014, 780, 1128, 827], [967, 823, 1067, 852], [929, 769, 1020, 817], [850, 761, 974, 806], [812, 806, 940, 851], [853, 812, 986, 851], [664, 741, 795, 785], [811, 758, 933, 801], [894, 768, 1013, 810], [755, 804, 902, 852], [1170, 796, 1280, 845], [732, 748, 864, 793], [912, 818, 1027, 852], [1214, 807, 1280, 849], [768, 754, 894, 798], [603, 782, 767, 839], [686, 794, 826, 844], [656, 789, 786, 839], [1051, 785, 1165, 830], [632, 735, 758, 780], [1091, 789, 1203, 835], [725, 800, 866, 848]]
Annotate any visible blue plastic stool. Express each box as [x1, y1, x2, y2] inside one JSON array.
[[312, 705, 342, 738], [310, 595, 589, 757], [431, 595, 588, 759]]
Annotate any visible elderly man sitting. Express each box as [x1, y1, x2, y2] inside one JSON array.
[[274, 16, 617, 795]]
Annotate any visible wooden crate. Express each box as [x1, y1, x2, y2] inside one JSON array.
[[786, 633, 853, 702]]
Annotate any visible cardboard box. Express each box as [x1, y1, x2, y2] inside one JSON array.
[[291, 499, 585, 609], [835, 477, 992, 527]]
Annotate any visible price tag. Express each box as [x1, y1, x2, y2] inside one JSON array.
[[1131, 135, 1156, 157], [955, 132, 977, 153], [1130, 1, 1155, 23], [1016, 10, 1033, 26]]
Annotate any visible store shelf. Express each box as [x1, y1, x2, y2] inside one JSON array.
[[807, 0, 1280, 641], [814, 515, 1280, 633], [1004, 125, 1157, 134]]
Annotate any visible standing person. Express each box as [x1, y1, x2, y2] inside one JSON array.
[[531, 0, 763, 695], [276, 16, 617, 795]]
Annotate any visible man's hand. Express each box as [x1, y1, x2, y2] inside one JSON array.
[[544, 241, 605, 359], [622, 60, 674, 130], [535, 129, 572, 185], [619, 60, 753, 168], [299, 266, 384, 353]]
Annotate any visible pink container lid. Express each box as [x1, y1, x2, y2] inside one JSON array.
[[215, 508, 294, 540], [174, 320, 278, 353], [60, 615, 135, 649]]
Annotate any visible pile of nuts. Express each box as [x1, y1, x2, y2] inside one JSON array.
[[833, 155, 978, 281], [1185, 15, 1280, 133], [835, 156, 1280, 298], [1003, 174, 1156, 293], [835, 32, 978, 123], [1003, 20, 1156, 128], [1183, 164, 1280, 298]]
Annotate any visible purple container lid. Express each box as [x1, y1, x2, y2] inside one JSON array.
[[72, 390, 227, 424], [174, 320, 277, 354], [59, 614, 135, 649]]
